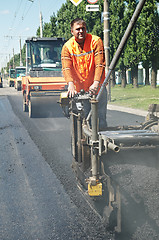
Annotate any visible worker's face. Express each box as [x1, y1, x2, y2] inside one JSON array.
[[71, 22, 87, 44]]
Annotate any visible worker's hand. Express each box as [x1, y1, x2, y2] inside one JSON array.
[[67, 82, 77, 98], [89, 81, 99, 95]]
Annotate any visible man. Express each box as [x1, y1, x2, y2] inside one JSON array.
[[61, 18, 107, 130], [46, 48, 58, 62]]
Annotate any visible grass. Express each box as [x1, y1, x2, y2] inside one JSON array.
[[109, 85, 159, 111]]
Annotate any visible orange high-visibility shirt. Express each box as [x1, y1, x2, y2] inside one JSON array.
[[61, 34, 105, 92]]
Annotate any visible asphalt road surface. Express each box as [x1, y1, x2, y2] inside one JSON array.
[[0, 80, 159, 240]]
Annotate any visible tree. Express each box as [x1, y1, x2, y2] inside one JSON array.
[[137, 0, 159, 87], [56, 0, 104, 40], [149, 1, 159, 88], [123, 0, 140, 88], [109, 0, 126, 87], [56, 1, 77, 40], [109, 0, 159, 88], [5, 43, 26, 73]]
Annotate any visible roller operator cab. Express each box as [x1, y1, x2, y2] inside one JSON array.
[[23, 37, 67, 117], [15, 66, 26, 91]]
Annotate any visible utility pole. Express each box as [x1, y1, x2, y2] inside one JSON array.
[[5, 56, 7, 77], [38, 0, 43, 38], [13, 48, 15, 69], [103, 0, 111, 101], [19, 37, 23, 66], [9, 54, 10, 70], [40, 11, 43, 38], [28, 0, 43, 37]]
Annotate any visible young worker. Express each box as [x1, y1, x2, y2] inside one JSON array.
[[61, 18, 107, 130]]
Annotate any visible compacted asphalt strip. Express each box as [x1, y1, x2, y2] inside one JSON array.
[[0, 82, 115, 239], [0, 97, 113, 239], [0, 95, 94, 239]]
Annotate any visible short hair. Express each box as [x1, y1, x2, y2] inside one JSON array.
[[71, 18, 86, 28]]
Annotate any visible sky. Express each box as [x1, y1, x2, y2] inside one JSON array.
[[0, 0, 66, 69]]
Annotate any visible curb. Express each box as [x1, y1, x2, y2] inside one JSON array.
[[107, 104, 147, 117]]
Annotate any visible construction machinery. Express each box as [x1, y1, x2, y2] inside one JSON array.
[[15, 66, 26, 91], [0, 73, 3, 88], [8, 68, 16, 87], [23, 37, 67, 117], [60, 0, 159, 236], [60, 90, 159, 234]]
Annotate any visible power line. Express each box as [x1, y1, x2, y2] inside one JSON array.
[[4, 35, 29, 39], [15, 0, 24, 18], [9, 0, 24, 32], [6, 0, 25, 54], [21, 0, 28, 21], [3, 0, 37, 59], [21, 0, 36, 21]]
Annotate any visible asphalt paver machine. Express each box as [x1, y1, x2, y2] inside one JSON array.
[[60, 0, 159, 236]]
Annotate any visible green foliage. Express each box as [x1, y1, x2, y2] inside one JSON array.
[[123, 0, 159, 68], [109, 0, 126, 67], [122, 0, 139, 68], [56, 0, 104, 40], [6, 44, 26, 72], [56, 1, 76, 39], [108, 0, 159, 88]]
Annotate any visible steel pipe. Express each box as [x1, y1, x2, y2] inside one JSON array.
[[107, 142, 120, 153], [90, 97, 99, 178]]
